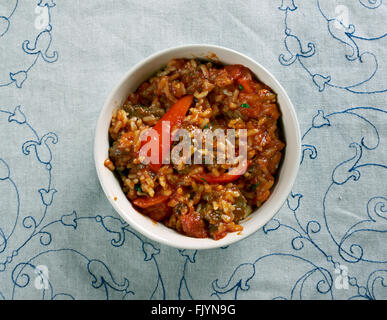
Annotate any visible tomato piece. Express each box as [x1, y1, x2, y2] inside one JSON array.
[[180, 213, 209, 238], [142, 202, 172, 222], [225, 65, 256, 93], [132, 194, 170, 209], [225, 65, 250, 80], [238, 92, 274, 119], [237, 79, 255, 94], [239, 105, 262, 119], [141, 95, 194, 172], [192, 160, 249, 184]]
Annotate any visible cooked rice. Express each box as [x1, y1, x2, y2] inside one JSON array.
[[105, 59, 285, 240]]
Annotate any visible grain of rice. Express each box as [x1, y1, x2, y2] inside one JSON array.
[[105, 58, 284, 240]]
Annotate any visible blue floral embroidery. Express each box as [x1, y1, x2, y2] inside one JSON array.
[[1, 0, 387, 300], [278, 0, 387, 94], [0, 0, 58, 89]]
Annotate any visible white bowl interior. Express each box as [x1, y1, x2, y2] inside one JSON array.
[[94, 45, 301, 250]]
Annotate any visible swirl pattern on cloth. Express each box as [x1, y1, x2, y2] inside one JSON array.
[[0, 0, 386, 300]]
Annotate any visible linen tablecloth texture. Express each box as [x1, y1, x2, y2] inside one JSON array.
[[0, 0, 386, 300]]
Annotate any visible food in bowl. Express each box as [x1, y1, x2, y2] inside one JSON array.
[[104, 58, 285, 240]]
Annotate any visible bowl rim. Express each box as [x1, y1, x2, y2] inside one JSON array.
[[94, 44, 301, 250]]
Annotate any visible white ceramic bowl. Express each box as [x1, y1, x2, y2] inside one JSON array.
[[94, 44, 301, 250]]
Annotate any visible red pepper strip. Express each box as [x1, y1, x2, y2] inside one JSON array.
[[132, 194, 170, 209], [192, 160, 249, 184], [141, 95, 194, 172]]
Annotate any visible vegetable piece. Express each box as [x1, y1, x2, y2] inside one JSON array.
[[225, 65, 247, 80], [181, 213, 209, 238], [225, 65, 255, 93], [192, 160, 249, 184], [142, 202, 172, 221], [134, 183, 142, 193], [237, 79, 255, 94], [132, 194, 170, 209], [249, 183, 260, 191], [141, 95, 194, 172]]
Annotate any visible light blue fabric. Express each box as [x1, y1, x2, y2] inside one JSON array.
[[0, 0, 386, 300]]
